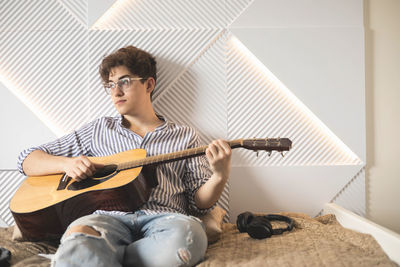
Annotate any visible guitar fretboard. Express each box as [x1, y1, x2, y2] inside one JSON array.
[[116, 139, 244, 171]]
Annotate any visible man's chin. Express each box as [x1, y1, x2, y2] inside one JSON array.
[[114, 106, 127, 114]]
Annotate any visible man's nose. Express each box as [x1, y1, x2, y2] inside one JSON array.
[[111, 85, 124, 96]]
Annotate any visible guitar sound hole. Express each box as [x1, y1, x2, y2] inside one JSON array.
[[93, 164, 118, 178]]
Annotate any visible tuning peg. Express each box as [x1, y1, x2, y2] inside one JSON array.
[[268, 151, 272, 157], [255, 150, 259, 157], [281, 151, 285, 157]]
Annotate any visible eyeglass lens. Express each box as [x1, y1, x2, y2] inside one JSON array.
[[104, 78, 130, 94]]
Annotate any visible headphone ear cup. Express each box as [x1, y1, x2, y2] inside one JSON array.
[[247, 217, 273, 239], [236, 212, 254, 233]]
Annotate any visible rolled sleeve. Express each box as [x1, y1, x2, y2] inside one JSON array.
[[17, 146, 47, 175], [16, 121, 95, 175]]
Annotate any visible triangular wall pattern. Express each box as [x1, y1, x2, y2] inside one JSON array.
[[58, 0, 88, 27], [229, 164, 364, 219], [0, 30, 90, 135], [0, 171, 25, 225], [91, 0, 253, 30], [154, 32, 227, 144], [0, 81, 57, 168], [0, 0, 84, 32], [226, 34, 363, 166]]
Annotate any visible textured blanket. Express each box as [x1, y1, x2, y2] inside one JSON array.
[[199, 213, 397, 266], [0, 213, 397, 266]]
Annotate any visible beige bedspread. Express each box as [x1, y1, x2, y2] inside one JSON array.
[[0, 213, 397, 266], [199, 212, 397, 266]]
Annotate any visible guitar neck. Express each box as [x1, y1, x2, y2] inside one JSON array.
[[117, 139, 244, 171]]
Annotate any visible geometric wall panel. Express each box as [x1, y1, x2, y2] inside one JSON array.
[[231, 27, 366, 162], [154, 32, 228, 144], [226, 33, 363, 166], [331, 167, 366, 217], [87, 0, 116, 27], [0, 0, 84, 32], [0, 81, 56, 169], [91, 0, 253, 30], [229, 164, 364, 221], [0, 29, 90, 135], [0, 171, 25, 226], [229, 0, 363, 28], [58, 0, 88, 27]]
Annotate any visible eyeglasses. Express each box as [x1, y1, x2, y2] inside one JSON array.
[[103, 77, 145, 95]]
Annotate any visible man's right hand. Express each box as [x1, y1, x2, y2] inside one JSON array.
[[63, 156, 104, 182]]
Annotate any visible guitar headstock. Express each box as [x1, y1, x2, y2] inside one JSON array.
[[241, 138, 292, 152]]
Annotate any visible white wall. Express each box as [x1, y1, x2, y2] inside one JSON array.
[[0, 0, 366, 226], [227, 0, 366, 221], [365, 0, 400, 234]]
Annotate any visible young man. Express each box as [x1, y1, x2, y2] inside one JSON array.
[[17, 46, 231, 267]]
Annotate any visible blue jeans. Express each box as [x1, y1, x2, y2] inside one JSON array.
[[51, 212, 208, 267]]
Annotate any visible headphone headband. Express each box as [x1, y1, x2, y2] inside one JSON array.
[[264, 214, 294, 234]]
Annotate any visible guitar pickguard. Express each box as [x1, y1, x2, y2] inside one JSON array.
[[66, 164, 119, 191]]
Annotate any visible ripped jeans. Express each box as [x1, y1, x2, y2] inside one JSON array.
[[51, 212, 208, 267]]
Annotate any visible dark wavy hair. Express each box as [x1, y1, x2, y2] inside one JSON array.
[[99, 46, 157, 99]]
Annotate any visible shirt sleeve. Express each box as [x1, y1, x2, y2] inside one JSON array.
[[183, 131, 214, 215], [17, 121, 95, 175]]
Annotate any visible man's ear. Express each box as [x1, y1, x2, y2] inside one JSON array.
[[146, 77, 155, 93]]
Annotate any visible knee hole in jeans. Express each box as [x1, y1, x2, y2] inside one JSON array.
[[65, 225, 101, 237], [177, 248, 191, 264]]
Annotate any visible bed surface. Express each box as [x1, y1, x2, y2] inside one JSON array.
[[0, 212, 397, 266], [200, 212, 397, 266]]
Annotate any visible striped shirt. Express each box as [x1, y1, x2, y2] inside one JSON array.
[[17, 115, 213, 216]]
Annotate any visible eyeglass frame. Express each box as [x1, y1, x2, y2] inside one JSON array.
[[103, 76, 146, 95]]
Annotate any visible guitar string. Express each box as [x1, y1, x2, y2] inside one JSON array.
[[116, 139, 244, 171], [115, 138, 290, 171]]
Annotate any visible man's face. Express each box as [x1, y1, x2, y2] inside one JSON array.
[[108, 65, 150, 116]]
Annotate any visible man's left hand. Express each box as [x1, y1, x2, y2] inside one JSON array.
[[205, 139, 232, 180]]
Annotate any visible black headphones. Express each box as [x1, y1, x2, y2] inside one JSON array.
[[236, 212, 294, 239], [0, 247, 11, 267]]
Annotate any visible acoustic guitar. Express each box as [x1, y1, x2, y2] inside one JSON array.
[[10, 138, 292, 241]]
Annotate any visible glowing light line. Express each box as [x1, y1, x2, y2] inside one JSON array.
[[229, 35, 362, 165], [0, 73, 65, 137]]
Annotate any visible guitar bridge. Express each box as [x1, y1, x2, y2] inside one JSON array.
[[57, 174, 72, 191]]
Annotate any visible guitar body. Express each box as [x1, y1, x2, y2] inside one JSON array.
[[10, 149, 158, 241]]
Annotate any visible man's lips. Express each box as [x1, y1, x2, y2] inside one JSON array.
[[115, 100, 126, 105]]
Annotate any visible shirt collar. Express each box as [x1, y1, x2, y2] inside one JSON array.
[[154, 114, 168, 131], [116, 114, 169, 132]]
